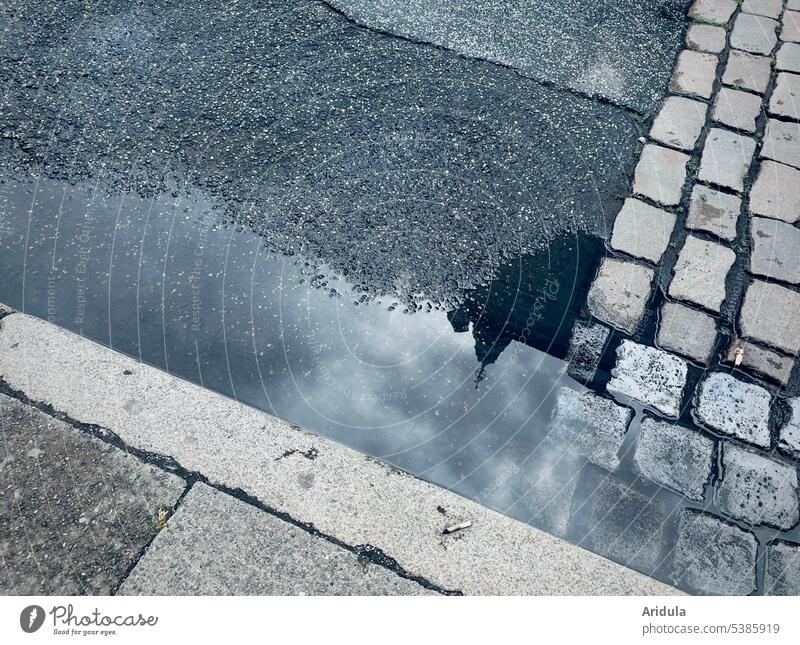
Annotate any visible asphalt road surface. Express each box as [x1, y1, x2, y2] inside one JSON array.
[[329, 0, 689, 113], [0, 0, 686, 306]]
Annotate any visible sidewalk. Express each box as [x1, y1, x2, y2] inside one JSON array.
[[0, 310, 678, 595]]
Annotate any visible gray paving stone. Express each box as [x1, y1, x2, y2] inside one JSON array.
[[765, 540, 800, 595], [634, 417, 714, 501], [730, 13, 779, 54], [750, 216, 800, 284], [749, 159, 800, 223], [657, 301, 718, 364], [610, 198, 677, 263], [723, 338, 794, 386], [669, 49, 719, 99], [712, 87, 763, 132], [572, 471, 667, 574], [769, 72, 800, 119], [762, 118, 800, 169], [607, 340, 688, 418], [120, 483, 433, 595], [740, 279, 800, 354], [548, 387, 632, 472], [742, 0, 783, 20], [790, 0, 800, 11], [668, 235, 736, 313], [723, 49, 772, 93], [671, 510, 757, 595], [565, 319, 611, 384], [687, 184, 741, 240], [694, 372, 771, 448], [714, 443, 799, 529], [0, 393, 186, 595], [633, 144, 690, 205], [650, 96, 708, 151], [698, 128, 757, 191], [587, 257, 654, 334], [689, 0, 737, 25], [779, 398, 800, 457], [777, 42, 800, 72], [783, 11, 800, 42], [687, 23, 727, 53]]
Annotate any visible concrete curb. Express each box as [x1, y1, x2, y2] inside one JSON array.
[[0, 311, 680, 595]]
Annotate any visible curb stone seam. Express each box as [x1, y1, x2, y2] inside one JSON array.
[[0, 368, 459, 596]]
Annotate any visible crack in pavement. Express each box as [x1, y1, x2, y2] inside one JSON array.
[[317, 0, 649, 118], [0, 373, 461, 596]]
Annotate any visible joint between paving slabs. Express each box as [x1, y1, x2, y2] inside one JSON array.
[[0, 372, 460, 596]]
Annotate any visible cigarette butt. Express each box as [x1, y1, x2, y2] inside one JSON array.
[[734, 347, 744, 367], [443, 520, 472, 534]]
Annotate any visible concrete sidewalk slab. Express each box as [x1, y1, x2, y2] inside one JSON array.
[[0, 313, 681, 595], [121, 484, 435, 596], [0, 393, 185, 594]]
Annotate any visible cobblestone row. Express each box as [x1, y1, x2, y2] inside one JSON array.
[[577, 0, 800, 595]]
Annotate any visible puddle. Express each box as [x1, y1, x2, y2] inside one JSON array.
[[4, 175, 779, 594], [3, 0, 786, 597]]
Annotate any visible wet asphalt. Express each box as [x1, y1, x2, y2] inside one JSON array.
[[0, 0, 704, 593], [0, 0, 687, 306]]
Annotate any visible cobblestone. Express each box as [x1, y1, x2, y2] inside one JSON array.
[[750, 215, 800, 284], [668, 235, 736, 313], [714, 443, 799, 530], [633, 144, 690, 205], [587, 258, 654, 334], [779, 398, 800, 457], [739, 279, 800, 354], [669, 50, 719, 99], [749, 159, 800, 222], [765, 541, 800, 595], [782, 11, 800, 43], [722, 338, 794, 386], [549, 387, 632, 472], [776, 42, 800, 72], [730, 13, 779, 55], [711, 87, 763, 132], [657, 301, 718, 364], [694, 372, 771, 448], [689, 0, 737, 26], [687, 23, 727, 54], [610, 198, 676, 263], [762, 118, 800, 169], [687, 184, 741, 240], [698, 128, 757, 191], [607, 340, 688, 418], [650, 96, 708, 151], [722, 49, 772, 93], [671, 510, 757, 596], [769, 72, 800, 120], [634, 417, 714, 501], [742, 0, 783, 20], [565, 319, 610, 384]]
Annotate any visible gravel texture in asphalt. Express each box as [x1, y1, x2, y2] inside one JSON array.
[[328, 0, 689, 113], [0, 0, 652, 307]]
